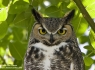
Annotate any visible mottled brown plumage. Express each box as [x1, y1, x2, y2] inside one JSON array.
[[24, 8, 85, 70]]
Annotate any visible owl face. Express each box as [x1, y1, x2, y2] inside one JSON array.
[[32, 9, 75, 46]]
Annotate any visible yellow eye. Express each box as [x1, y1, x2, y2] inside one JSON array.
[[39, 29, 47, 35], [58, 29, 66, 35]]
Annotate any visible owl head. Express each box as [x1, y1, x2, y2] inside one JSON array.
[[31, 8, 75, 46]]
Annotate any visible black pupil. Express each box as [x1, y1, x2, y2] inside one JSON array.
[[42, 29, 46, 33], [60, 29, 63, 33]]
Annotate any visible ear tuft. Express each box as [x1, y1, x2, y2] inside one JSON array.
[[64, 9, 75, 23], [31, 8, 43, 23]]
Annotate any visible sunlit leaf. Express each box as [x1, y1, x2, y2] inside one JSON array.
[[23, 0, 29, 3], [0, 47, 5, 56], [83, 0, 95, 18], [89, 30, 95, 49], [72, 14, 88, 37], [0, 0, 5, 8], [67, 2, 88, 37], [0, 8, 7, 21], [84, 57, 94, 66]]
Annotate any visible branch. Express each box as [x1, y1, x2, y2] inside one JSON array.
[[73, 0, 95, 33]]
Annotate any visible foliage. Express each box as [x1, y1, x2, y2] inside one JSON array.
[[0, 0, 95, 70]]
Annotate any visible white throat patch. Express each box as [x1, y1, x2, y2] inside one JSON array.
[[32, 42, 67, 70]]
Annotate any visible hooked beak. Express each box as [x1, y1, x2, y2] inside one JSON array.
[[49, 34, 54, 44]]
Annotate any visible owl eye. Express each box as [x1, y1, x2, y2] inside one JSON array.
[[39, 29, 47, 35], [58, 29, 66, 35]]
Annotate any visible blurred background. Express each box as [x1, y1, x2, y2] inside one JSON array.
[[0, 0, 95, 70]]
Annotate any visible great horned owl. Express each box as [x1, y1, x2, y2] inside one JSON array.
[[24, 8, 85, 70]]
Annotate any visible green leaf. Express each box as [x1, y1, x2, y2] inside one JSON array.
[[0, 0, 5, 8], [12, 27, 24, 41], [83, 0, 95, 18], [58, 2, 70, 12], [0, 8, 7, 21], [23, 0, 29, 3], [2, 0, 10, 6], [84, 57, 94, 66], [84, 46, 94, 50], [86, 50, 95, 57], [32, 0, 39, 7], [14, 59, 22, 66], [12, 27, 28, 42], [0, 21, 8, 40], [89, 30, 95, 49], [13, 12, 31, 27], [9, 42, 27, 60], [27, 17, 35, 38], [6, 14, 16, 24], [72, 13, 88, 37], [79, 35, 89, 44], [9, 0, 29, 14], [45, 6, 63, 17]]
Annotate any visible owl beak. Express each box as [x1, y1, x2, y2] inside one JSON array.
[[49, 34, 54, 44]]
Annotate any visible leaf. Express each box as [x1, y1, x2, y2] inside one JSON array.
[[89, 30, 95, 49], [32, 0, 40, 7], [23, 0, 29, 3], [84, 46, 94, 50], [9, 0, 29, 14], [45, 6, 63, 17], [72, 13, 88, 37], [13, 12, 31, 28], [0, 21, 8, 40], [12, 27, 28, 42], [6, 14, 16, 24], [58, 2, 70, 12], [0, 0, 5, 8], [0, 47, 5, 56], [14, 59, 22, 66], [79, 35, 89, 44], [86, 50, 95, 57], [83, 0, 95, 18], [84, 57, 94, 66], [27, 17, 35, 38], [9, 42, 27, 60], [2, 0, 10, 6], [12, 27, 24, 41], [0, 8, 7, 21]]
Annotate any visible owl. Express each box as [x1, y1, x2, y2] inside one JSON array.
[[24, 8, 85, 70]]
